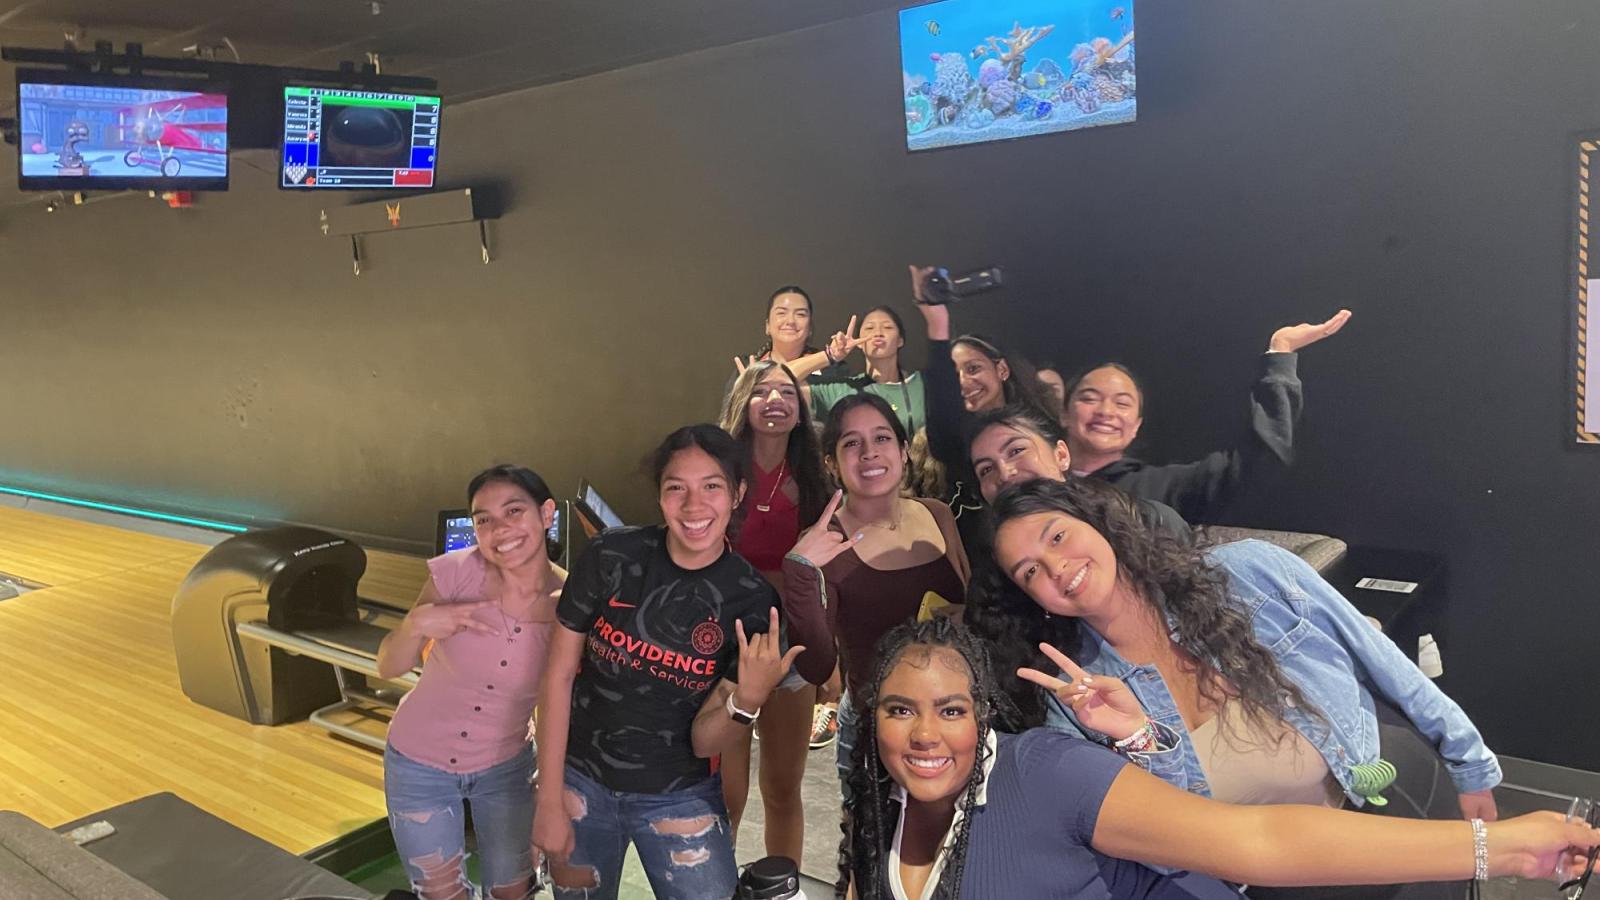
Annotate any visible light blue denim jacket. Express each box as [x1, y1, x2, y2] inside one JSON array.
[[1045, 540, 1501, 805]]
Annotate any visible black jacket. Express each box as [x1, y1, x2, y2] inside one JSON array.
[[1088, 351, 1303, 523]]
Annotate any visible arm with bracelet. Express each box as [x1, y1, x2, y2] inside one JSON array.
[[1022, 641, 1183, 773], [690, 606, 806, 756]]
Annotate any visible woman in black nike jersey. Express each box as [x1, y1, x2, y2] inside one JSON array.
[[532, 424, 804, 900]]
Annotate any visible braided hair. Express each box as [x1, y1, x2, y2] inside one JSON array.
[[836, 617, 1020, 900]]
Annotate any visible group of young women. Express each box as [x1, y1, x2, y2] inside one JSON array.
[[374, 278, 1596, 900]]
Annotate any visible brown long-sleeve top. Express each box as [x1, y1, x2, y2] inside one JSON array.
[[780, 498, 970, 697]]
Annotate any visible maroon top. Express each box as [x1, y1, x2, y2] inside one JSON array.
[[735, 460, 800, 573], [781, 498, 969, 696]]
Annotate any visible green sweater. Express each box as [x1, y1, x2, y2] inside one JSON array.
[[808, 370, 926, 434]]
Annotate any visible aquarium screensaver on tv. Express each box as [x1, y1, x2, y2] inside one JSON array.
[[900, 0, 1135, 151]]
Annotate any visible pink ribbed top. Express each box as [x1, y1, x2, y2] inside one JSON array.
[[386, 548, 553, 773]]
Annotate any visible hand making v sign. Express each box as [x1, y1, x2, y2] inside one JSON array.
[[1017, 641, 1149, 741]]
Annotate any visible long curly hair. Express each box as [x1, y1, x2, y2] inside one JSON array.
[[718, 359, 829, 523], [837, 617, 1020, 900], [975, 478, 1320, 740]]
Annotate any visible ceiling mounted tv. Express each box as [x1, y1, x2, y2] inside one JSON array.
[[15, 69, 230, 191], [280, 86, 439, 189], [900, 0, 1136, 152]]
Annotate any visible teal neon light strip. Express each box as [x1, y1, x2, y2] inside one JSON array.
[[0, 485, 247, 533]]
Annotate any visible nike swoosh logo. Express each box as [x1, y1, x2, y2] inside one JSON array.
[[608, 597, 637, 609]]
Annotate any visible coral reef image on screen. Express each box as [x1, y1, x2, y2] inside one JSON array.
[[18, 82, 228, 180], [900, 0, 1135, 151]]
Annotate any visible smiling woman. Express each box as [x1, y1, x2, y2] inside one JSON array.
[[1063, 309, 1352, 523], [374, 464, 566, 900], [531, 425, 801, 900], [976, 476, 1506, 900], [781, 393, 970, 784], [716, 360, 830, 863], [839, 617, 1600, 900]]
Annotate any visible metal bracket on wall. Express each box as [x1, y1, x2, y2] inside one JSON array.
[[320, 188, 496, 278]]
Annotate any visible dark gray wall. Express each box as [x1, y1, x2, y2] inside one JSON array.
[[1, 1, 1596, 766]]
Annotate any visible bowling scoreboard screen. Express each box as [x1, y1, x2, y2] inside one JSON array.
[[280, 86, 440, 189]]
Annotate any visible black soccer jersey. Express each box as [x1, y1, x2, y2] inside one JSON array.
[[556, 526, 780, 794]]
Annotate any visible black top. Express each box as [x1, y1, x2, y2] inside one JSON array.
[[923, 337, 996, 554], [922, 335, 1192, 562], [556, 526, 780, 794], [1089, 351, 1303, 523]]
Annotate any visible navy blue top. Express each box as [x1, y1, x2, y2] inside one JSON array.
[[914, 730, 1238, 900]]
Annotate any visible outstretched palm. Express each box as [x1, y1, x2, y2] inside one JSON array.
[[1270, 308, 1352, 353]]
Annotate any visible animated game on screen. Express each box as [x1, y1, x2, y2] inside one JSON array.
[[900, 0, 1135, 151], [281, 87, 438, 189], [17, 82, 228, 179]]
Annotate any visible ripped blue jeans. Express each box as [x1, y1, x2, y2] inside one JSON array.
[[543, 768, 736, 900], [384, 743, 535, 900]]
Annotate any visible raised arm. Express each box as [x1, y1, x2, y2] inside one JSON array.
[[1093, 762, 1595, 886], [1117, 346, 1304, 522], [690, 607, 805, 757], [911, 266, 966, 486]]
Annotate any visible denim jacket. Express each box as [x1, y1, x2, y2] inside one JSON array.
[[1045, 540, 1501, 805]]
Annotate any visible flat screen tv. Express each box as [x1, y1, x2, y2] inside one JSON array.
[[15, 69, 230, 191], [280, 86, 439, 189], [899, 0, 1136, 152]]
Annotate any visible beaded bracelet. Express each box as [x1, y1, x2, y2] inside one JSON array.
[[1470, 818, 1488, 881], [1113, 720, 1159, 754]]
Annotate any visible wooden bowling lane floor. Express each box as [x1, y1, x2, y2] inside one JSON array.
[[0, 505, 429, 853]]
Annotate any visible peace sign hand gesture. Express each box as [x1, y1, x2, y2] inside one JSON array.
[[789, 490, 863, 569], [1269, 308, 1352, 353], [1017, 642, 1149, 741], [827, 315, 869, 363], [733, 606, 807, 710], [733, 354, 760, 376]]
